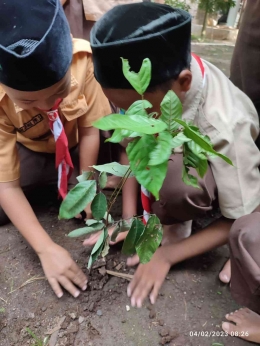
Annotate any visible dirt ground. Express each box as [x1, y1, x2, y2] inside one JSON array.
[[1, 44, 257, 346]]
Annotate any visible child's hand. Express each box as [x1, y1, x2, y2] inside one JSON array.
[[127, 247, 171, 308], [38, 242, 88, 298], [83, 224, 128, 246]]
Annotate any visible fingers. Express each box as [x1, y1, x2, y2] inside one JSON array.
[[109, 231, 128, 245], [127, 254, 140, 266], [150, 282, 162, 305], [127, 266, 153, 308], [74, 213, 82, 219], [83, 232, 101, 246], [48, 278, 63, 298], [58, 276, 81, 298], [219, 259, 231, 283], [222, 322, 240, 336], [68, 262, 88, 291]]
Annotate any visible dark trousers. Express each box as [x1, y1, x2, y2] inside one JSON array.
[[229, 213, 260, 313], [0, 143, 79, 225]]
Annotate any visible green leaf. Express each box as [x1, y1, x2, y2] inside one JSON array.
[[111, 219, 132, 242], [127, 135, 168, 200], [59, 180, 96, 219], [121, 58, 152, 95], [126, 100, 152, 116], [68, 222, 104, 238], [106, 129, 142, 143], [212, 343, 224, 346], [122, 218, 145, 255], [86, 219, 99, 226], [93, 114, 167, 135], [99, 172, 107, 189], [76, 171, 93, 183], [136, 215, 163, 263], [182, 165, 200, 189], [160, 90, 183, 131], [171, 132, 191, 149], [104, 212, 114, 224], [101, 235, 110, 257], [185, 141, 208, 177], [148, 131, 172, 166], [175, 119, 233, 166], [92, 162, 134, 177], [91, 193, 107, 220], [88, 228, 107, 268]]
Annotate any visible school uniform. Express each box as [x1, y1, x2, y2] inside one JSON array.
[[0, 38, 111, 224], [151, 54, 260, 224], [228, 0, 260, 312], [62, 0, 143, 40]]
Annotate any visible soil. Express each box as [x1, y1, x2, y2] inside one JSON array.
[[0, 45, 257, 346]]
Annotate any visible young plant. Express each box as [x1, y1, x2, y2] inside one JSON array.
[[59, 57, 232, 268]]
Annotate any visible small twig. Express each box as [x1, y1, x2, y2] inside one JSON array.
[[0, 246, 10, 255], [8, 275, 46, 294], [0, 297, 7, 304], [106, 270, 134, 281], [183, 296, 187, 321]]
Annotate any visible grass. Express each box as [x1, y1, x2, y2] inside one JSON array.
[[26, 328, 49, 346]]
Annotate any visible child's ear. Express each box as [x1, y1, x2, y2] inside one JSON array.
[[177, 70, 192, 93]]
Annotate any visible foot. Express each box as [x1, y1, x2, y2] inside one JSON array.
[[127, 221, 192, 267], [83, 224, 128, 246], [222, 308, 260, 343], [219, 259, 231, 284]]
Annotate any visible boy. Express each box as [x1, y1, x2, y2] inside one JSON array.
[[89, 2, 260, 309], [0, 0, 111, 299], [220, 0, 260, 343]]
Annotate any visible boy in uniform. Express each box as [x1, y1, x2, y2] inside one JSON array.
[[89, 2, 260, 311], [0, 0, 111, 298]]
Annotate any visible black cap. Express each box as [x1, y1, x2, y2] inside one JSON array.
[[90, 2, 191, 89], [0, 0, 72, 91]]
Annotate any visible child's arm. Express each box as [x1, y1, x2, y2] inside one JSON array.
[[120, 149, 138, 219], [0, 180, 87, 298], [127, 217, 234, 308]]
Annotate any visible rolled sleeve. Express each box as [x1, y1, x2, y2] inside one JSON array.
[[78, 56, 111, 128], [210, 119, 260, 219], [0, 111, 20, 182]]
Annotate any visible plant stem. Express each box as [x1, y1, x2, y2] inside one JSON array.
[[106, 169, 132, 226]]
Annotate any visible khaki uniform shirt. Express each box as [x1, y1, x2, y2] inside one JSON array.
[[62, 0, 143, 21], [0, 38, 111, 183], [183, 56, 260, 219]]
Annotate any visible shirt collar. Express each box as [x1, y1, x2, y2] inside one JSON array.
[[182, 55, 204, 122]]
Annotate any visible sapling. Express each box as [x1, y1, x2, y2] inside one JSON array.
[[59, 57, 232, 268]]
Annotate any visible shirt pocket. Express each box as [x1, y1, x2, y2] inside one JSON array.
[[60, 94, 89, 121]]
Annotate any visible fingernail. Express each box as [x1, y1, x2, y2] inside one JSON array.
[[150, 296, 155, 305], [127, 287, 131, 297], [74, 291, 80, 298], [58, 292, 63, 298], [131, 297, 136, 307], [137, 299, 142, 308], [82, 285, 87, 291], [222, 322, 229, 331]]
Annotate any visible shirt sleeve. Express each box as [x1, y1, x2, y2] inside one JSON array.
[[78, 56, 111, 128], [0, 109, 20, 182], [209, 117, 260, 219]]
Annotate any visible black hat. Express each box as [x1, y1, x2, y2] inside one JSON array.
[[0, 0, 72, 91], [90, 2, 191, 90]]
